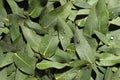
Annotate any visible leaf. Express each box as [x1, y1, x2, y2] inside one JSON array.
[[69, 60, 88, 68], [0, 53, 13, 68], [73, 0, 91, 8], [15, 69, 27, 80], [74, 68, 92, 80], [36, 60, 68, 70], [48, 48, 71, 63], [25, 19, 47, 34], [107, 0, 120, 9], [39, 1, 72, 28], [28, 0, 47, 18], [84, 0, 109, 36], [6, 0, 24, 16], [57, 16, 73, 50], [21, 24, 41, 52], [95, 31, 110, 45], [112, 68, 120, 80], [74, 29, 95, 63], [24, 77, 37, 80], [97, 53, 120, 66], [83, 6, 98, 36], [55, 69, 78, 80], [13, 52, 36, 74], [104, 67, 113, 80], [77, 9, 90, 15], [8, 72, 15, 80], [7, 64, 16, 76], [0, 2, 7, 19], [0, 68, 7, 80], [96, 0, 109, 34], [8, 14, 21, 41], [110, 17, 120, 26], [92, 65, 104, 80], [39, 35, 59, 58]]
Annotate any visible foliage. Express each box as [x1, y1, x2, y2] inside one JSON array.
[[0, 0, 120, 80]]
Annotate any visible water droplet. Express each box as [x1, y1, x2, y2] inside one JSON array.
[[110, 36, 114, 40]]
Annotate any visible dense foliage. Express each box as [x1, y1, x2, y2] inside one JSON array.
[[0, 0, 120, 80]]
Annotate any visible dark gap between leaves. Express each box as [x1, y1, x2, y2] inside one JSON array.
[[3, 0, 12, 14], [73, 5, 84, 10], [109, 24, 120, 31], [16, 0, 28, 11], [91, 70, 96, 79], [54, 66, 71, 74], [53, 1, 61, 8], [30, 16, 40, 23], [75, 15, 87, 21], [19, 26, 27, 44]]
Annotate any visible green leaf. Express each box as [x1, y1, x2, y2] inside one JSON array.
[[55, 69, 78, 80], [97, 53, 120, 66], [110, 17, 120, 26], [73, 0, 91, 8], [39, 35, 59, 58], [83, 6, 98, 36], [84, 0, 109, 35], [8, 14, 21, 41], [13, 52, 36, 74], [36, 60, 68, 70], [28, 0, 47, 18], [40, 1, 72, 28], [0, 68, 7, 80], [95, 31, 110, 45], [25, 19, 47, 34], [104, 67, 113, 80], [107, 0, 120, 9], [6, 0, 24, 16], [69, 60, 88, 68], [57, 16, 73, 50], [7, 64, 16, 76], [74, 29, 95, 63], [48, 48, 71, 63], [8, 72, 15, 80], [21, 24, 41, 52], [112, 68, 120, 80], [96, 0, 109, 34], [0, 53, 13, 68], [24, 77, 37, 80], [0, 2, 7, 19], [15, 69, 27, 80]]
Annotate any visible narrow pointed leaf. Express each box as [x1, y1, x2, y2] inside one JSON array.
[[75, 29, 95, 63], [13, 52, 36, 74], [21, 25, 41, 52], [57, 16, 73, 50], [37, 60, 68, 70], [39, 35, 59, 57]]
